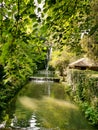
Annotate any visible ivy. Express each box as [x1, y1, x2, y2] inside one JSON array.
[[69, 69, 98, 126]]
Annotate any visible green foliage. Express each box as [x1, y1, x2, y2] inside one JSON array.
[[0, 0, 98, 124], [80, 0, 98, 62], [80, 102, 98, 125], [0, 64, 6, 121], [43, 0, 91, 54], [0, 0, 47, 122], [68, 69, 98, 126], [49, 46, 75, 77]]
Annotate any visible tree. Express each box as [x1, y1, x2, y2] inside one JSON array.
[[49, 46, 75, 79], [43, 0, 90, 53], [0, 0, 98, 122], [0, 0, 47, 121], [80, 0, 98, 62], [39, 0, 91, 73]]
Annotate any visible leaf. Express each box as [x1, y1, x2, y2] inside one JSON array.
[[89, 24, 98, 36], [29, 14, 36, 19]]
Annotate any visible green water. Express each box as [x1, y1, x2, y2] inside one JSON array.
[[8, 81, 96, 130]]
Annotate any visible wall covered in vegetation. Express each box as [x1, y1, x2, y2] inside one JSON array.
[[67, 69, 98, 126]]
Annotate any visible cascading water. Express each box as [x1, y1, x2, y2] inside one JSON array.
[[46, 46, 52, 71], [46, 46, 52, 96]]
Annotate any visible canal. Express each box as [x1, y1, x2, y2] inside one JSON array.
[[5, 79, 96, 130]]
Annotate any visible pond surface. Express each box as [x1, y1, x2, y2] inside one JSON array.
[[6, 80, 96, 130]]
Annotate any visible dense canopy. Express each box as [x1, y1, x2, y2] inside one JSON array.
[[0, 0, 98, 123]]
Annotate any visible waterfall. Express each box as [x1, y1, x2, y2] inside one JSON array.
[[46, 46, 52, 71], [45, 46, 52, 96]]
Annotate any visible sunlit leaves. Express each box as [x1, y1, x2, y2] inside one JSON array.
[[44, 0, 91, 49], [49, 46, 75, 70], [79, 0, 98, 61]]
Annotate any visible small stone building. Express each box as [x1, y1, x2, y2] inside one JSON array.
[[69, 58, 98, 71]]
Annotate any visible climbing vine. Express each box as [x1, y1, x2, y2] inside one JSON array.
[[68, 69, 98, 126]]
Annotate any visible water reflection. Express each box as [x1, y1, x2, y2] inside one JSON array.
[[8, 81, 96, 130]]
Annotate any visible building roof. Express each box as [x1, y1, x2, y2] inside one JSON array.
[[69, 58, 97, 68]]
